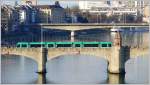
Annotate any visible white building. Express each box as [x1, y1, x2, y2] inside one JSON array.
[[143, 5, 150, 23], [79, 0, 125, 10], [19, 10, 26, 23], [79, 0, 146, 15], [22, 0, 37, 5]]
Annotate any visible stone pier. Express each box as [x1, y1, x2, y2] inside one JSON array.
[[108, 31, 130, 73], [37, 48, 47, 73]]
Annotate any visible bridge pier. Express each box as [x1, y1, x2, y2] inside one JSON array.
[[37, 48, 48, 74], [71, 30, 75, 42], [108, 31, 130, 73]]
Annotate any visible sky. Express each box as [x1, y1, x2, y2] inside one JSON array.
[[2, 0, 149, 8], [2, 0, 79, 8]]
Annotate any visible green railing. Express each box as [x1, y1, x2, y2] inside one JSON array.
[[17, 42, 112, 48]]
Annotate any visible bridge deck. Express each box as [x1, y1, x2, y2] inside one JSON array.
[[27, 23, 149, 26], [24, 23, 149, 31]]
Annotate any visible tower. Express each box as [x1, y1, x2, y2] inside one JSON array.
[[22, 0, 37, 5]]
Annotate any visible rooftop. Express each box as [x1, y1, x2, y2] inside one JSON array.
[[33, 5, 63, 9]]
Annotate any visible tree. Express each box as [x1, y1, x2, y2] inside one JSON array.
[[76, 14, 88, 23]]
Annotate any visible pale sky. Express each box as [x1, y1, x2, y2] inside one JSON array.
[[2, 0, 149, 8], [2, 0, 79, 8]]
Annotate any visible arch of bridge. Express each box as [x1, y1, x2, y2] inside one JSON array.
[[47, 54, 109, 63], [1, 47, 112, 64], [1, 47, 42, 62], [2, 54, 38, 63], [47, 48, 112, 61]]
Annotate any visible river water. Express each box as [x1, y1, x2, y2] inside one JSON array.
[[1, 28, 149, 84], [1, 55, 149, 84]]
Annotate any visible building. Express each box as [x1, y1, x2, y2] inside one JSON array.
[[35, 2, 66, 23], [1, 5, 14, 33], [144, 5, 150, 17], [15, 7, 25, 24], [143, 5, 150, 23], [12, 6, 20, 31], [15, 5, 37, 24], [22, 0, 37, 5], [79, 0, 146, 15], [13, 1, 66, 25], [79, 0, 125, 10]]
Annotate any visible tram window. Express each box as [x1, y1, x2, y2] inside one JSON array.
[[101, 44, 107, 47], [75, 44, 81, 47], [84, 44, 99, 47], [22, 44, 28, 47], [108, 44, 112, 47], [17, 44, 21, 47], [57, 44, 72, 47], [30, 44, 45, 47], [48, 44, 54, 47]]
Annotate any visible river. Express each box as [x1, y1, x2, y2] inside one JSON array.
[[1, 55, 149, 84]]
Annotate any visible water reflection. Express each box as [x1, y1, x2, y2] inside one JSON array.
[[1, 54, 149, 84], [1, 55, 38, 84], [46, 54, 108, 84], [125, 56, 149, 84], [37, 74, 46, 84], [108, 73, 125, 84]]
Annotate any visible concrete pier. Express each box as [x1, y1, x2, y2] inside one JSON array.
[[108, 31, 130, 73], [37, 48, 47, 73], [71, 30, 75, 42]]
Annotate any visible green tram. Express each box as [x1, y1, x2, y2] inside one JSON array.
[[16, 42, 112, 48]]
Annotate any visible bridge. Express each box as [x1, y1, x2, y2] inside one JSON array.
[[23, 23, 149, 42], [1, 46, 148, 73], [0, 32, 137, 74], [1, 32, 149, 74], [24, 23, 149, 31]]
